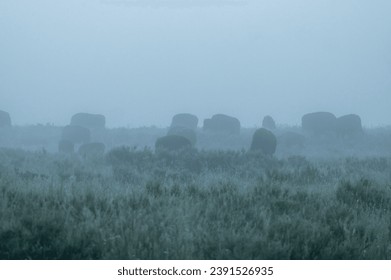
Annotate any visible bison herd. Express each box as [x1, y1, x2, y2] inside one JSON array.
[[59, 113, 106, 156], [0, 109, 369, 156], [155, 111, 364, 155], [302, 112, 362, 136]]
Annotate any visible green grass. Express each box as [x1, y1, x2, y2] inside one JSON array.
[[0, 147, 391, 259]]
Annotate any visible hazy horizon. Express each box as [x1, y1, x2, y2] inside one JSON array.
[[1, 0, 390, 128]]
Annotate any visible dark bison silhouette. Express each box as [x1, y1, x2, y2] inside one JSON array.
[[78, 142, 105, 157], [203, 114, 240, 135], [155, 135, 192, 152], [250, 128, 277, 155], [302, 112, 337, 134], [0, 110, 11, 127], [70, 113, 105, 129], [170, 113, 198, 130], [167, 126, 197, 146], [58, 139, 74, 154], [262, 115, 276, 130], [336, 114, 363, 136], [61, 125, 91, 144]]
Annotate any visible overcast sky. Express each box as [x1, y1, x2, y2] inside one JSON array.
[[1, 0, 390, 128]]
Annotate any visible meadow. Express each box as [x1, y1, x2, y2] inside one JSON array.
[[0, 126, 391, 259]]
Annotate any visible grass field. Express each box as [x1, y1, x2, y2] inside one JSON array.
[[1, 143, 391, 259]]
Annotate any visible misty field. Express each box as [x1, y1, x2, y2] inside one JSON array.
[[1, 137, 391, 259]]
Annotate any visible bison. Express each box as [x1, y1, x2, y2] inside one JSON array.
[[336, 114, 363, 136], [0, 110, 11, 127], [70, 113, 105, 129], [167, 126, 197, 146], [170, 113, 198, 130], [262, 115, 276, 130], [302, 112, 337, 134], [250, 128, 277, 155], [203, 114, 240, 135]]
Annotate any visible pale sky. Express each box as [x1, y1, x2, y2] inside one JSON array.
[[1, 0, 390, 127]]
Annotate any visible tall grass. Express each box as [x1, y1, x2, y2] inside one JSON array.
[[0, 147, 391, 259]]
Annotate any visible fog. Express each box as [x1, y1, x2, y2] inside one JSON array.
[[1, 0, 390, 128]]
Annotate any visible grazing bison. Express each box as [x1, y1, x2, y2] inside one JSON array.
[[58, 139, 74, 154], [70, 113, 105, 129], [250, 128, 277, 155], [155, 135, 192, 152], [203, 114, 241, 135], [302, 112, 337, 134], [336, 114, 363, 136], [167, 126, 197, 146], [61, 125, 91, 144], [78, 142, 105, 157], [262, 115, 276, 130], [0, 110, 11, 127], [170, 113, 198, 130]]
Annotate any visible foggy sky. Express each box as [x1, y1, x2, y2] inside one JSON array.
[[1, 0, 390, 128]]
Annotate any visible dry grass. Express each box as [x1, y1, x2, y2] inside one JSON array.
[[0, 147, 391, 259]]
